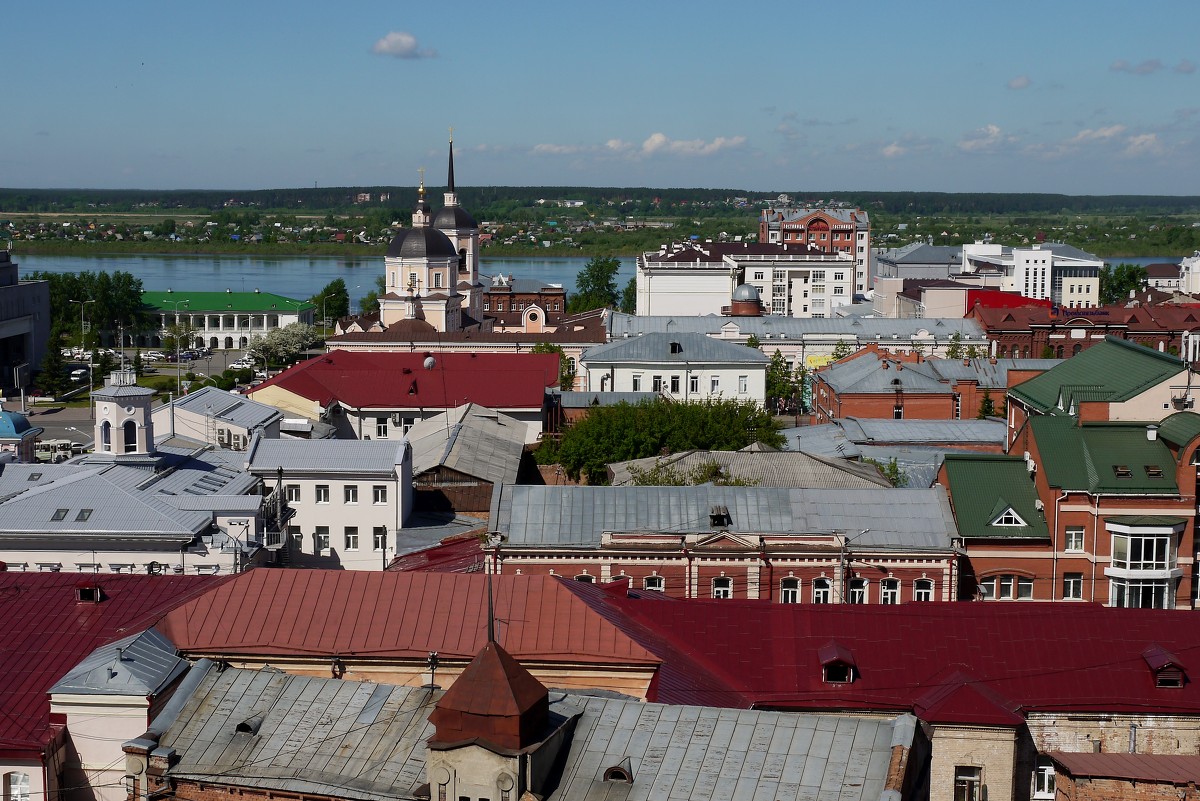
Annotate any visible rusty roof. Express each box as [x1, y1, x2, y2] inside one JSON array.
[[157, 571, 659, 666]]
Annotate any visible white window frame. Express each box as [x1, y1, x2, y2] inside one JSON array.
[[373, 485, 387, 504], [880, 578, 900, 605], [954, 766, 982, 801], [812, 578, 831, 604], [738, 375, 748, 394], [285, 484, 300, 502], [712, 577, 733, 599], [315, 526, 330, 552], [847, 578, 868, 604], [344, 527, 359, 551], [780, 577, 800, 604], [373, 526, 387, 552], [689, 374, 699, 394], [6, 772, 31, 801], [632, 374, 642, 391], [344, 485, 358, 504], [376, 417, 388, 439], [710, 376, 720, 393], [1065, 526, 1084, 551], [1063, 572, 1083, 600], [315, 485, 330, 504], [1032, 760, 1055, 800], [644, 575, 665, 592], [991, 508, 1027, 527], [914, 579, 934, 602]]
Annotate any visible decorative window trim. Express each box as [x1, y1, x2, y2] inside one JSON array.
[[990, 507, 1027, 527]]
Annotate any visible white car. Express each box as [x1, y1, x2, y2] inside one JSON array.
[[229, 360, 254, 370]]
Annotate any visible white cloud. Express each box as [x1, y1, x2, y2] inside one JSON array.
[[1176, 59, 1197, 75], [639, 132, 746, 156], [372, 31, 436, 59], [532, 143, 587, 155], [1007, 75, 1032, 90], [881, 142, 906, 158], [1067, 125, 1126, 143], [1123, 133, 1164, 156], [1111, 58, 1164, 75], [957, 124, 1017, 153]]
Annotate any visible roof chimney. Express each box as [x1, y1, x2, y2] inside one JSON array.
[[1147, 425, 1159, 442]]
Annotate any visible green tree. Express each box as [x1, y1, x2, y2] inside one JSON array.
[[863, 457, 907, 487], [531, 342, 575, 390], [832, 339, 854, 360], [946, 332, 964, 360], [627, 458, 757, 486], [765, 349, 802, 403], [978, 388, 997, 419], [964, 344, 982, 359], [567, 256, 621, 314], [359, 274, 387, 316], [620, 277, 637, 314], [247, 323, 319, 368], [746, 334, 761, 349], [1098, 262, 1148, 305], [132, 349, 145, 378], [552, 398, 784, 484], [36, 329, 70, 398], [311, 278, 350, 324]]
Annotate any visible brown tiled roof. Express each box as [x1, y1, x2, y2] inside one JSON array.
[[1049, 752, 1200, 784]]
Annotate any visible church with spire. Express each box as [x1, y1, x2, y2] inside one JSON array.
[[378, 136, 485, 334]]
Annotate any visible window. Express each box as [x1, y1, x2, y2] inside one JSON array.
[[652, 375, 663, 392], [670, 375, 680, 393], [812, 578, 831, 604], [286, 484, 300, 502], [316, 485, 330, 504], [574, 574, 595, 583], [75, 509, 93, 522], [834, 271, 845, 281], [1111, 578, 1170, 609], [738, 375, 748, 394], [1063, 572, 1083, 600], [914, 579, 934, 602], [847, 578, 868, 604], [373, 526, 387, 552], [979, 574, 1033, 600], [315, 526, 330, 552], [954, 766, 982, 801], [51, 508, 68, 521], [433, 272, 442, 289], [710, 376, 720, 393], [644, 575, 665, 592], [754, 271, 764, 280], [1065, 526, 1084, 551], [344, 485, 358, 504], [893, 404, 904, 420], [376, 417, 388, 439], [373, 485, 387, 504], [1033, 760, 1056, 799], [880, 578, 900, 605], [991, 508, 1026, 527], [712, 577, 733, 599], [344, 527, 359, 551], [780, 577, 800, 603], [1112, 533, 1171, 570], [6, 772, 30, 801], [632, 374, 642, 391], [833, 286, 844, 295], [407, 272, 417, 288], [689, 375, 699, 393]]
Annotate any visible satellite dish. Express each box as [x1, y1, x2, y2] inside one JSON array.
[[423, 356, 436, 370]]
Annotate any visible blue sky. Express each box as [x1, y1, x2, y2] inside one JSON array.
[[5, 0, 1198, 194]]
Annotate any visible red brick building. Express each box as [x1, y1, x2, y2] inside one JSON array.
[[481, 274, 567, 333]]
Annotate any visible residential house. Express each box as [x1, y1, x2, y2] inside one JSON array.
[[482, 273, 567, 333], [150, 385, 282, 449], [873, 241, 964, 282], [246, 349, 560, 443], [244, 434, 412, 570], [406, 403, 529, 513], [758, 204, 872, 292], [1146, 261, 1184, 291], [580, 331, 769, 403], [488, 484, 961, 603], [139, 289, 314, 351], [812, 352, 1056, 423], [547, 389, 660, 433], [0, 573, 219, 801]]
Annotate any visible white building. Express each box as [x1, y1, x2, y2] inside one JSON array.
[[636, 241, 855, 318], [758, 205, 872, 293], [140, 289, 314, 351], [961, 242, 1102, 308], [580, 331, 769, 404], [244, 434, 413, 571], [151, 385, 282, 450]]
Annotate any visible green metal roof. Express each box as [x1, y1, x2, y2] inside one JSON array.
[[1009, 336, 1184, 415], [942, 454, 1049, 539], [1156, 412, 1200, 448], [1105, 515, 1189, 527], [1030, 416, 1179, 495], [142, 291, 314, 313]]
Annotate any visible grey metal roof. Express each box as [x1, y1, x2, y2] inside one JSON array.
[[555, 391, 661, 408], [491, 485, 958, 549], [608, 449, 889, 488], [782, 424, 863, 460], [50, 628, 188, 697], [0, 463, 82, 501], [876, 242, 963, 265], [406, 404, 525, 486], [246, 436, 406, 475], [925, 358, 1059, 388], [153, 665, 908, 801], [394, 512, 487, 559], [92, 383, 155, 400], [583, 331, 770, 366], [819, 356, 947, 395], [607, 312, 987, 342], [170, 386, 283, 429], [839, 417, 1008, 445]]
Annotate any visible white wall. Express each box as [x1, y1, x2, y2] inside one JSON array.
[[584, 363, 767, 405], [636, 267, 732, 316]]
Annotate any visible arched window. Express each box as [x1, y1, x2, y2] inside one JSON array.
[[1072, 344, 1082, 356], [712, 577, 733, 599], [880, 578, 900, 605], [643, 575, 664, 592], [1056, 345, 1064, 358], [914, 579, 934, 602], [100, 421, 112, 453], [574, 574, 594, 584], [780, 577, 800, 603], [4, 772, 30, 801], [812, 578, 831, 604], [123, 420, 138, 453], [848, 578, 868, 604]]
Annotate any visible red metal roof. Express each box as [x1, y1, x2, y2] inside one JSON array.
[[157, 571, 660, 666], [246, 350, 559, 410], [1049, 752, 1200, 784], [388, 535, 488, 573], [563, 582, 1200, 720], [0, 573, 224, 759]]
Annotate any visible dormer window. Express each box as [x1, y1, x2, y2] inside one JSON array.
[[709, 505, 731, 528], [75, 580, 102, 604], [1145, 465, 1164, 479], [1143, 645, 1187, 688], [818, 640, 857, 684], [1114, 465, 1133, 479], [991, 508, 1027, 527], [603, 758, 634, 783]]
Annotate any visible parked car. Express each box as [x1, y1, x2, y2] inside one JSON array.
[[70, 368, 89, 381]]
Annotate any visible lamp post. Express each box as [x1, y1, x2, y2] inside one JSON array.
[[70, 299, 96, 417], [69, 298, 96, 351], [165, 299, 191, 396]]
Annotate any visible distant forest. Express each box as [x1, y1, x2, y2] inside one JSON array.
[[3, 187, 1200, 217]]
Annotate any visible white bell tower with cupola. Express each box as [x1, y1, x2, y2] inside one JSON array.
[[92, 370, 158, 466]]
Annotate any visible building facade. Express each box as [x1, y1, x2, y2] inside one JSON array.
[[758, 205, 872, 293], [140, 289, 314, 351]]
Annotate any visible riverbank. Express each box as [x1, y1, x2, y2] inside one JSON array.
[[9, 240, 647, 259]]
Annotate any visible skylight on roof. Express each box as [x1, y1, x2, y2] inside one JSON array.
[[51, 508, 68, 521], [75, 509, 93, 522], [990, 508, 1027, 527]]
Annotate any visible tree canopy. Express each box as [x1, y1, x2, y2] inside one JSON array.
[[246, 323, 320, 367], [1098, 262, 1148, 305], [566, 256, 621, 314], [26, 270, 147, 347], [311, 278, 350, 323], [544, 398, 784, 484], [530, 342, 575, 390]]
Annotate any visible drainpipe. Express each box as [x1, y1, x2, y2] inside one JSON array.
[[760, 536, 773, 602], [1052, 489, 1068, 601], [681, 536, 692, 599], [1091, 493, 1101, 603], [1129, 722, 1138, 753]]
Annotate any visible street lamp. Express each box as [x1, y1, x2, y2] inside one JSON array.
[[69, 298, 96, 350], [70, 299, 97, 417], [165, 299, 191, 396]]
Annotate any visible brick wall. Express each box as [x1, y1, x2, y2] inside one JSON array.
[[1057, 774, 1200, 801]]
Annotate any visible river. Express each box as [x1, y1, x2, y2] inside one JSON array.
[[11, 253, 638, 309]]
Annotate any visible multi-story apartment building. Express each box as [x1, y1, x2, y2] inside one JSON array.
[[759, 205, 871, 293], [961, 242, 1102, 308]]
